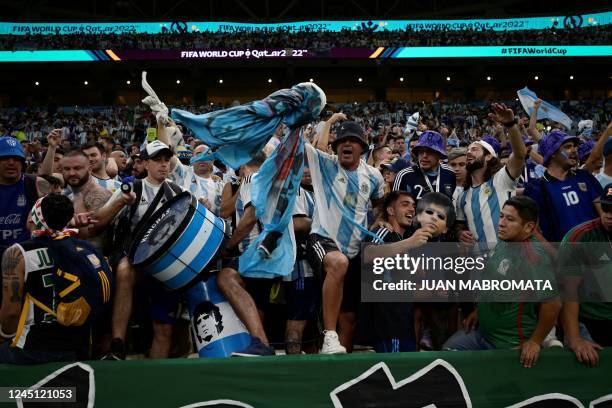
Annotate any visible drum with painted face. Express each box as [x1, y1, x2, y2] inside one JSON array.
[[130, 191, 227, 291]]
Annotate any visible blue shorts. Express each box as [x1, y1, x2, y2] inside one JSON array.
[[148, 280, 181, 325], [284, 277, 317, 321]]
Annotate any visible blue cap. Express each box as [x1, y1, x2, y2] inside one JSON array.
[[382, 158, 410, 174], [413, 131, 447, 158], [538, 130, 579, 165], [481, 135, 501, 155], [604, 137, 612, 158], [0, 136, 25, 160], [447, 138, 459, 148]]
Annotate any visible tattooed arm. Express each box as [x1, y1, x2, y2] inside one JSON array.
[[0, 245, 25, 335], [78, 187, 112, 238]]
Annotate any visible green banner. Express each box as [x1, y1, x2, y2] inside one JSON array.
[[1, 349, 611, 407]]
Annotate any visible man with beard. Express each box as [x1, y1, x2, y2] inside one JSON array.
[[524, 131, 603, 242], [59, 150, 111, 250], [81, 142, 122, 194], [393, 131, 456, 201], [559, 184, 612, 366], [456, 103, 527, 245], [305, 121, 385, 354]]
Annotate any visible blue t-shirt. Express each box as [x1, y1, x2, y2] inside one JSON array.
[[392, 164, 456, 200], [524, 169, 603, 242], [517, 159, 544, 188], [0, 176, 34, 254]]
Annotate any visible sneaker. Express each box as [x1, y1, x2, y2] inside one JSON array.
[[542, 327, 563, 348], [542, 328, 563, 348], [231, 337, 275, 357], [320, 331, 347, 354], [101, 338, 126, 360]]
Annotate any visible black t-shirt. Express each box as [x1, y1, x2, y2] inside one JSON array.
[[362, 226, 414, 341]]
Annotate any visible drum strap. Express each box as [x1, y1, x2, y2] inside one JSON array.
[[132, 182, 173, 236]]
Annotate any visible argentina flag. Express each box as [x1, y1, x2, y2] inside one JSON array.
[[517, 87, 572, 130]]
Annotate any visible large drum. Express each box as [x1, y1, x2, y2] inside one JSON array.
[[130, 192, 227, 291]]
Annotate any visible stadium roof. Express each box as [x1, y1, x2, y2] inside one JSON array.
[[2, 0, 609, 21]]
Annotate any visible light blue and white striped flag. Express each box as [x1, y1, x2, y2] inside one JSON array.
[[517, 87, 572, 130]]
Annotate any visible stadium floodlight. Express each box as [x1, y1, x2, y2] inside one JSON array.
[[34, 81, 39, 86], [569, 75, 574, 80], [486, 76, 491, 81], [309, 78, 314, 82], [534, 76, 539, 80], [446, 76, 451, 81], [400, 77, 404, 82], [84, 80, 88, 85], [176, 79, 181, 84], [218, 79, 223, 84], [358, 77, 363, 82], [126, 80, 131, 85], [267, 78, 272, 83]]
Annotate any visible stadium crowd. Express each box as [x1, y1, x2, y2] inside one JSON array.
[[0, 24, 610, 50], [0, 88, 611, 369]]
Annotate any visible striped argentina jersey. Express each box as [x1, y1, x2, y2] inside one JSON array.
[[170, 162, 225, 215], [93, 175, 122, 193], [393, 163, 456, 200], [235, 173, 262, 254], [456, 166, 518, 244], [305, 143, 385, 258]]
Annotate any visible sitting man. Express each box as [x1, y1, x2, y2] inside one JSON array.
[[0, 194, 113, 364], [443, 196, 561, 368]]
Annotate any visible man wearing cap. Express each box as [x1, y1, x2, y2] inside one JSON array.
[[558, 183, 612, 366], [305, 120, 385, 354], [393, 131, 456, 201], [456, 103, 527, 245], [524, 130, 603, 242], [93, 140, 185, 360], [0, 136, 51, 260]]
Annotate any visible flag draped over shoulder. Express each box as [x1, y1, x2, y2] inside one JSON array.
[[517, 87, 572, 130], [173, 83, 326, 278]]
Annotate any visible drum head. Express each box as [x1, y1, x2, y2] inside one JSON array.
[[130, 192, 195, 267]]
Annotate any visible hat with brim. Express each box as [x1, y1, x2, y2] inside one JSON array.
[[331, 121, 369, 152], [538, 130, 579, 166], [142, 140, 173, 160], [413, 131, 447, 158]]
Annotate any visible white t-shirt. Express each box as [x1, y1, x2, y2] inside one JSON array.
[[105, 178, 183, 231]]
